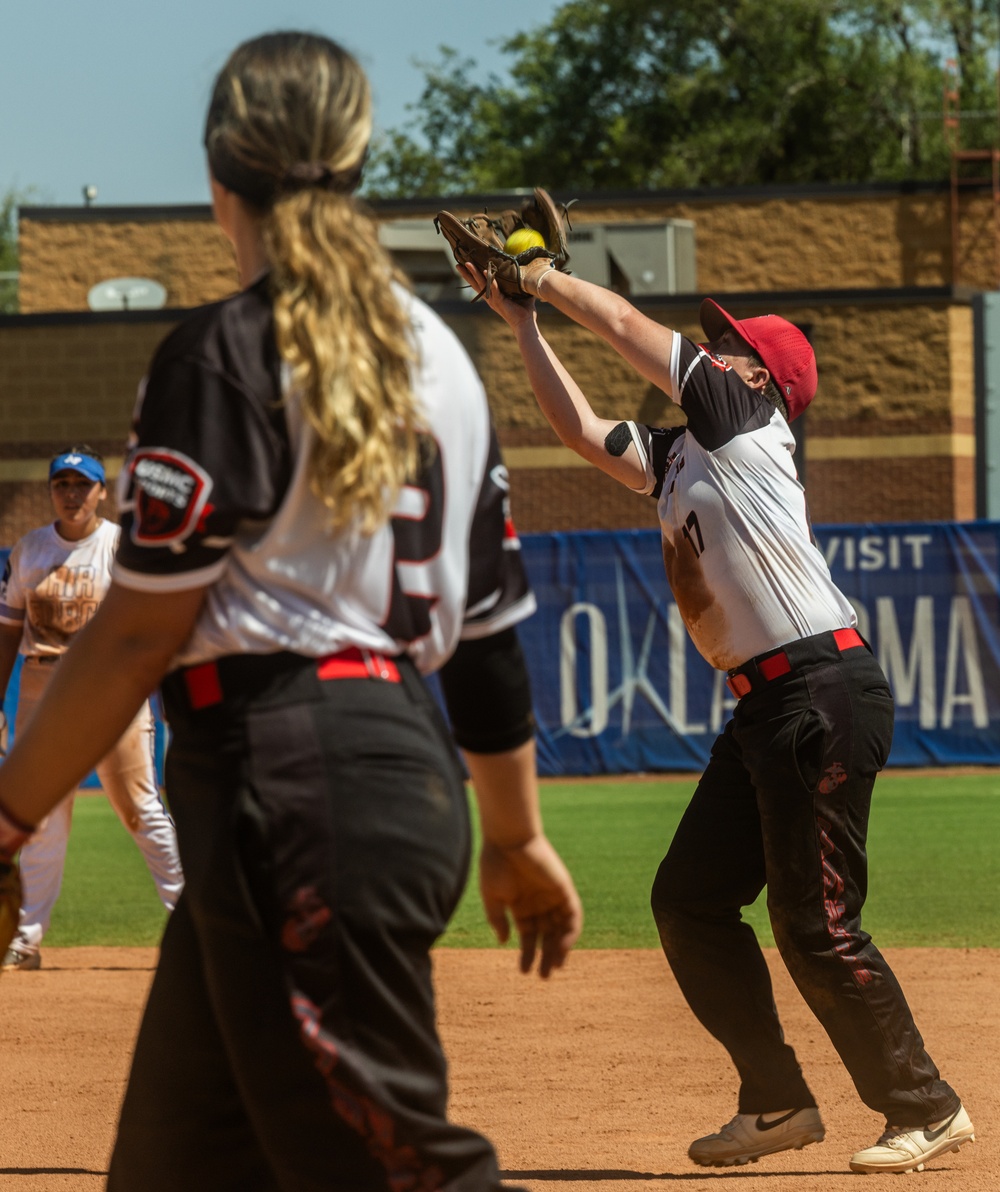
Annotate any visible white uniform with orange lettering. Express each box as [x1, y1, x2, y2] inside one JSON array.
[[0, 519, 183, 959]]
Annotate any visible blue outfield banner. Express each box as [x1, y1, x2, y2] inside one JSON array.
[[3, 520, 1000, 779], [518, 522, 1000, 775]]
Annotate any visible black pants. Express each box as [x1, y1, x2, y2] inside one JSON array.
[[108, 652, 511, 1192], [650, 635, 960, 1127]]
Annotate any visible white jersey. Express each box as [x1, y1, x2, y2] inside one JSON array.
[[113, 277, 535, 674], [622, 331, 855, 671], [0, 519, 119, 658]]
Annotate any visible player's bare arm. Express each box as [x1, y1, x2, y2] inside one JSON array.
[[0, 624, 20, 763], [0, 583, 206, 827], [460, 262, 648, 492], [464, 739, 583, 979], [511, 313, 650, 490], [524, 262, 677, 395], [0, 623, 22, 708]]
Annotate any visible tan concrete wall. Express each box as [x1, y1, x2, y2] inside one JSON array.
[[3, 184, 985, 543], [461, 297, 964, 431], [0, 320, 169, 439], [0, 298, 974, 543], [17, 187, 999, 314], [463, 298, 975, 530], [18, 217, 237, 314], [0, 319, 174, 543]]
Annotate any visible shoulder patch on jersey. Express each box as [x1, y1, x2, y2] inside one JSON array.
[[126, 449, 213, 547], [695, 346, 739, 382]]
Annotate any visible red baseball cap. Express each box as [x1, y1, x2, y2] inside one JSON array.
[[700, 298, 817, 421]]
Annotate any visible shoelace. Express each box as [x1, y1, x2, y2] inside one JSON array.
[[876, 1124, 943, 1151], [718, 1115, 744, 1139]]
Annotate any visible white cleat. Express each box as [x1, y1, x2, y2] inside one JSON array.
[[689, 1108, 825, 1167], [849, 1105, 976, 1174], [1, 944, 41, 971]]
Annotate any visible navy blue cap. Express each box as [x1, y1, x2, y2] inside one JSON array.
[[49, 452, 106, 485]]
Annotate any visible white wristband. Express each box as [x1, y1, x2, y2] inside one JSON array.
[[534, 262, 554, 301]]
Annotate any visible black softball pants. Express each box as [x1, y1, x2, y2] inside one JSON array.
[[650, 636, 961, 1127], [107, 651, 514, 1192]]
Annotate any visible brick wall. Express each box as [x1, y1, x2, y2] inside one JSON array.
[[466, 295, 975, 529], [1, 182, 987, 545], [0, 295, 974, 544], [16, 184, 1000, 313], [18, 213, 237, 314], [0, 317, 173, 543]]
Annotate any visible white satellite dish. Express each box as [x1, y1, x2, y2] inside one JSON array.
[[87, 276, 167, 312]]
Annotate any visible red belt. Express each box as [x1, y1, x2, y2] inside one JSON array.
[[725, 628, 864, 700], [183, 647, 401, 711], [316, 647, 401, 683]]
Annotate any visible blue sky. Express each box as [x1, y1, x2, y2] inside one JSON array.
[[1, 0, 566, 207]]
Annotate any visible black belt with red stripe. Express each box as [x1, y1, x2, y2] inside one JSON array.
[[725, 628, 866, 700], [180, 646, 403, 711]]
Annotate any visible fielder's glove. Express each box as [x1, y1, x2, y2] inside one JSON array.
[[436, 187, 574, 304], [0, 801, 31, 964]]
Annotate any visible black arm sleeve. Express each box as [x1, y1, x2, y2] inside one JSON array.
[[438, 626, 535, 754]]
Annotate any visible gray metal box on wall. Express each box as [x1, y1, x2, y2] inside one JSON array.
[[378, 218, 470, 303], [566, 220, 697, 295]]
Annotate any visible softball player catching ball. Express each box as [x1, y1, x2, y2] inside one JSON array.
[[0, 32, 581, 1192], [464, 256, 973, 1176], [0, 448, 183, 971]]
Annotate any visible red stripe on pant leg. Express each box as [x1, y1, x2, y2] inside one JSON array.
[[817, 817, 874, 987], [291, 991, 445, 1192]]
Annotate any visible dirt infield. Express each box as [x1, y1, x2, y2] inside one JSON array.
[[0, 947, 995, 1190]]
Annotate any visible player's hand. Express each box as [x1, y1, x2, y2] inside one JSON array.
[[0, 858, 22, 964], [478, 833, 583, 978], [457, 263, 537, 329], [0, 799, 29, 973]]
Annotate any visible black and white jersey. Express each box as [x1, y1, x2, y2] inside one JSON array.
[[621, 333, 855, 671], [114, 277, 535, 674]]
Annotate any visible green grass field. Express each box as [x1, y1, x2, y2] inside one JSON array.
[[44, 771, 1000, 950]]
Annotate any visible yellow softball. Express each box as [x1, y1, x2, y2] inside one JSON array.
[[504, 227, 546, 255]]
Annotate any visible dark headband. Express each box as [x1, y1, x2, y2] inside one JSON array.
[[283, 159, 365, 193], [208, 141, 365, 209]]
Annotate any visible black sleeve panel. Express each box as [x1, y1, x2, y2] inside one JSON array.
[[461, 423, 533, 636], [438, 626, 535, 754], [116, 283, 291, 580], [633, 423, 686, 499], [675, 337, 773, 451]]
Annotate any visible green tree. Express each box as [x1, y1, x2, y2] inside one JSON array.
[[0, 190, 20, 313], [362, 0, 1000, 197]]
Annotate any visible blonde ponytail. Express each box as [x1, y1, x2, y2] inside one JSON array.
[[205, 33, 421, 532]]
